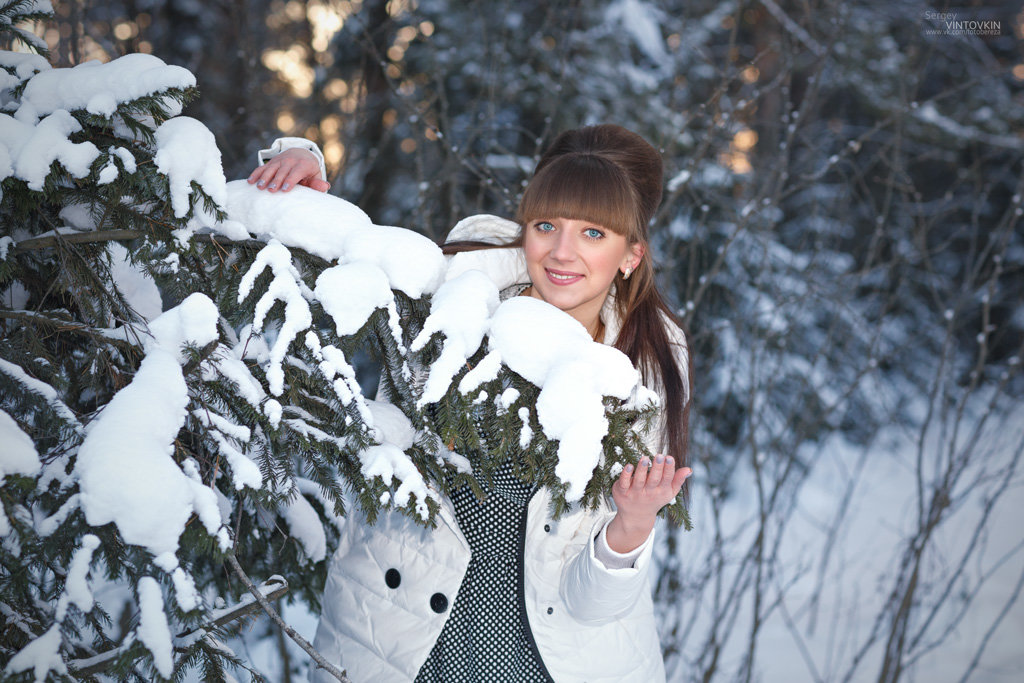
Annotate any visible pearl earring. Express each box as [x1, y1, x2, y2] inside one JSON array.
[[622, 266, 633, 280]]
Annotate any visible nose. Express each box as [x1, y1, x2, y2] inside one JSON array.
[[550, 229, 576, 263]]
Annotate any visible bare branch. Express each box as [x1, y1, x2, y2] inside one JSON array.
[[226, 554, 351, 683]]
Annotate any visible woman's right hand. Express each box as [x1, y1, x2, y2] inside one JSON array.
[[247, 148, 330, 193]]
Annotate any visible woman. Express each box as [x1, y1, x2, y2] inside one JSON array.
[[249, 125, 691, 683]]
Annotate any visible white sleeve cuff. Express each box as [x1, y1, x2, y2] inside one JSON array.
[[593, 520, 652, 571], [257, 137, 327, 182]]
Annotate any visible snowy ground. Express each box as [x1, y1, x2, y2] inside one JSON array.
[[670, 397, 1024, 682]]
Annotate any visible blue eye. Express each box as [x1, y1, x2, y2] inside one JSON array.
[[535, 221, 555, 232], [584, 228, 604, 239]]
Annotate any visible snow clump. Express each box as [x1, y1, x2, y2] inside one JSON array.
[[488, 297, 644, 501], [75, 294, 226, 557], [224, 181, 446, 298], [153, 116, 227, 225], [16, 53, 195, 122]]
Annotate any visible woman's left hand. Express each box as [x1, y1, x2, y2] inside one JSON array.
[[605, 455, 691, 554]]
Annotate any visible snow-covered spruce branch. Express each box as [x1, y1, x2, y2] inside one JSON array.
[[0, 309, 142, 347], [5, 229, 268, 254], [9, 229, 145, 252], [226, 554, 350, 683], [67, 576, 291, 678]]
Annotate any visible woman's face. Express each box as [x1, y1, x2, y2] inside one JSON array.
[[521, 217, 642, 331]]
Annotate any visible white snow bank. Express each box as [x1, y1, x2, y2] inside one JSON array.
[[154, 116, 227, 223], [223, 181, 446, 298], [35, 494, 79, 538], [359, 443, 435, 519], [346, 224, 446, 299], [171, 568, 199, 612], [76, 294, 223, 556], [16, 53, 195, 121], [458, 349, 502, 395], [488, 296, 645, 501], [145, 291, 219, 359]]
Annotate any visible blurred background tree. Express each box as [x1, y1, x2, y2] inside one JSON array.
[[31, 1, 1024, 681]]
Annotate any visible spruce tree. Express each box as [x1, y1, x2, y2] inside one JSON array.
[[1, 5, 674, 680]]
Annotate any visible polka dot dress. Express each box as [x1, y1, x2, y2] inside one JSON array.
[[415, 463, 554, 682]]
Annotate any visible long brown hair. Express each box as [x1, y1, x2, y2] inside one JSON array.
[[446, 125, 691, 469]]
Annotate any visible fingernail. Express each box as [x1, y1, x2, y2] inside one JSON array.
[[257, 180, 266, 188], [656, 454, 665, 464], [640, 457, 650, 468], [282, 183, 291, 191], [625, 464, 634, 473], [268, 184, 277, 190], [666, 456, 674, 465]]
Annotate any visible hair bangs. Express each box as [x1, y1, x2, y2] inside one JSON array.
[[517, 153, 640, 238]]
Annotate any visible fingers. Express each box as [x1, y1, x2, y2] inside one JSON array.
[[616, 463, 634, 492], [616, 455, 691, 498], [279, 161, 317, 192], [632, 456, 651, 489], [257, 159, 297, 192], [302, 177, 332, 193], [672, 465, 692, 492], [247, 160, 287, 191], [647, 454, 668, 487], [247, 163, 271, 185]]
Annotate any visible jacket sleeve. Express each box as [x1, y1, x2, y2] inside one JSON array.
[[558, 513, 657, 624], [257, 137, 327, 183]]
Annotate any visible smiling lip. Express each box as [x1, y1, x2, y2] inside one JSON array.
[[545, 268, 583, 285]]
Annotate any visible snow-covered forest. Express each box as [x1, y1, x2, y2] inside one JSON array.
[[2, 1, 1022, 681]]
